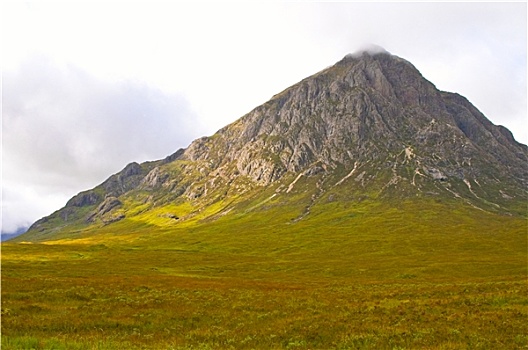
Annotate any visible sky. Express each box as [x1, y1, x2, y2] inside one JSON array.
[[1, 1, 527, 235]]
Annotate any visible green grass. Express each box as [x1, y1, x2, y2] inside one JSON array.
[[2, 199, 527, 349]]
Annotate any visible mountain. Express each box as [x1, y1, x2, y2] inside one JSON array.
[[18, 49, 527, 242]]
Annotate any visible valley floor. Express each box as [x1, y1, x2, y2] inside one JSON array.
[[2, 243, 527, 349], [1, 273, 526, 350]]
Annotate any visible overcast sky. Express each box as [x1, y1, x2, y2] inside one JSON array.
[[2, 1, 527, 234]]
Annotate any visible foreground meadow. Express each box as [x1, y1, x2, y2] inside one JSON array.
[[2, 202, 527, 349]]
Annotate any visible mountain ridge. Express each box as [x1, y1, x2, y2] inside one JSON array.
[[20, 49, 527, 241]]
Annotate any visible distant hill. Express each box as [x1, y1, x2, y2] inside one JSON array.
[[1, 227, 28, 242]]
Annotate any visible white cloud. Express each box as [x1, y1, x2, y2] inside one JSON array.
[[1, 180, 69, 234]]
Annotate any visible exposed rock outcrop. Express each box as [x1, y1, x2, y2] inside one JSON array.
[[86, 196, 122, 223]]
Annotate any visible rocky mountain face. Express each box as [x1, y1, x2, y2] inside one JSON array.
[[25, 50, 527, 240]]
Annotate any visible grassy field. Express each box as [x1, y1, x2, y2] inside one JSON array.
[[2, 199, 527, 349]]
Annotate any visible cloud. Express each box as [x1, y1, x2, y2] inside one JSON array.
[[1, 180, 68, 234], [2, 56, 206, 233]]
